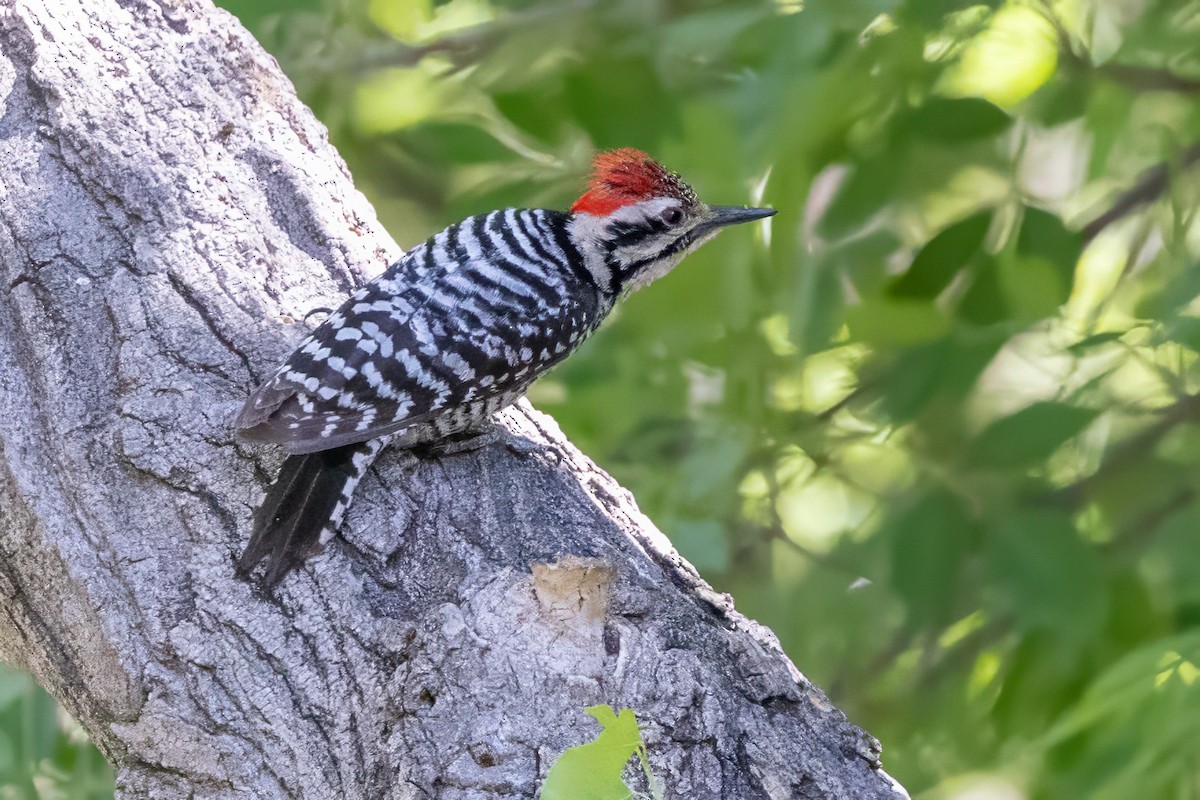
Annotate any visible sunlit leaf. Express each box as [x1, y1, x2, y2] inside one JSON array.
[[354, 67, 446, 134], [542, 706, 657, 800], [997, 254, 1069, 321], [939, 4, 1059, 109], [1038, 632, 1200, 798]]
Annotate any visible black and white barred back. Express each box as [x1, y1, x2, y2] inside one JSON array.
[[236, 209, 607, 585]]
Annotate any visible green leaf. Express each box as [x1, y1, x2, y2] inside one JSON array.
[[1042, 630, 1200, 748], [1147, 505, 1200, 605], [817, 158, 900, 240], [563, 56, 675, 148], [398, 122, 514, 165], [1159, 316, 1200, 352], [997, 254, 1069, 321], [542, 706, 658, 800], [938, 4, 1059, 109], [984, 508, 1107, 640], [1025, 70, 1092, 127], [366, 0, 429, 41], [969, 402, 1098, 469], [955, 254, 1007, 325], [903, 97, 1013, 142], [875, 340, 952, 422], [494, 87, 568, 143], [889, 211, 991, 299], [888, 491, 974, 628], [1016, 207, 1082, 286], [876, 333, 1005, 422], [845, 298, 950, 347]]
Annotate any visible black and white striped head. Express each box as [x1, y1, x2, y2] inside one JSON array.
[[568, 148, 775, 296]]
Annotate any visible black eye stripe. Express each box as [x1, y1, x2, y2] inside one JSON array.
[[612, 229, 695, 283], [606, 213, 674, 248], [608, 223, 655, 249]]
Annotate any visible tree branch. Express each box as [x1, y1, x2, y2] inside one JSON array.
[[1047, 393, 1200, 508], [1094, 63, 1200, 96], [0, 1, 906, 797], [1081, 142, 1200, 243]]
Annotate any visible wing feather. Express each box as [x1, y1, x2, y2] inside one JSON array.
[[237, 214, 597, 453]]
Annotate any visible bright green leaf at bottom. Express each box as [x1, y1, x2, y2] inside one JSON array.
[[541, 706, 659, 800]]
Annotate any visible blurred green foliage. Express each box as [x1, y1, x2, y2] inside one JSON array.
[[9, 0, 1200, 796], [0, 665, 112, 798]]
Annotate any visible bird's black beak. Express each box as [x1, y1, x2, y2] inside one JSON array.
[[707, 205, 777, 230]]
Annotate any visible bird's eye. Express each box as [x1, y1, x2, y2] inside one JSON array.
[[661, 207, 683, 225]]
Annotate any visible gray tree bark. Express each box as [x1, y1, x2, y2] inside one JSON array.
[[0, 1, 908, 797]]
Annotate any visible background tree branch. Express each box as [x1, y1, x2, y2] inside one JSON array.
[[1081, 141, 1200, 243], [0, 1, 906, 797]]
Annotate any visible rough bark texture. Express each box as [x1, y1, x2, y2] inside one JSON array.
[[0, 1, 908, 797]]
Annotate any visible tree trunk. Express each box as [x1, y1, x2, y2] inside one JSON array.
[[0, 1, 908, 797]]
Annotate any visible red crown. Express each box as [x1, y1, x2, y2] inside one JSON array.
[[571, 148, 697, 216]]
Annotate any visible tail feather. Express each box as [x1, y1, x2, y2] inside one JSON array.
[[238, 440, 383, 587]]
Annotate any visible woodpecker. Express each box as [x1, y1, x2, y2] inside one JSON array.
[[236, 148, 775, 585]]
